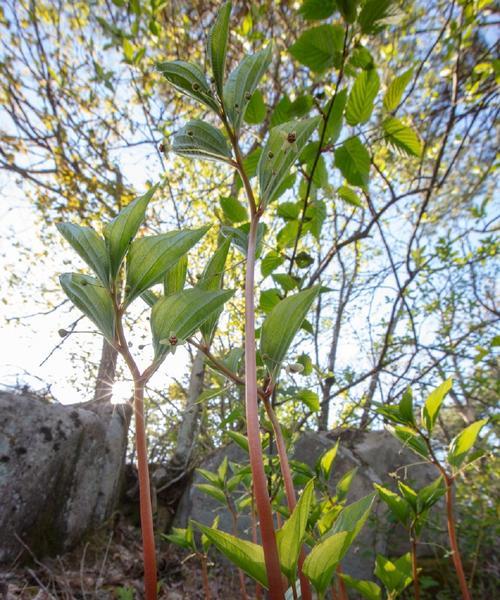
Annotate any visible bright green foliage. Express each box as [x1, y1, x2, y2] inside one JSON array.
[[358, 0, 399, 34], [422, 378, 452, 433], [57, 223, 110, 287], [220, 196, 248, 223], [374, 553, 413, 596], [302, 531, 350, 595], [198, 238, 231, 343], [125, 227, 209, 304], [383, 68, 413, 111], [195, 483, 227, 504], [299, 0, 336, 21], [289, 24, 344, 73], [276, 479, 315, 580], [151, 287, 233, 358], [341, 574, 382, 600], [398, 388, 415, 425], [416, 476, 446, 512], [337, 0, 359, 23], [448, 419, 488, 470], [323, 88, 347, 143], [244, 90, 267, 124], [172, 120, 232, 163], [336, 467, 357, 502], [383, 117, 422, 157], [163, 255, 187, 297], [390, 426, 429, 458], [317, 440, 339, 480], [164, 524, 196, 552], [261, 251, 284, 277], [374, 484, 411, 526], [328, 493, 374, 541], [335, 136, 370, 189], [345, 69, 380, 126], [223, 45, 272, 134], [260, 286, 321, 379], [338, 185, 362, 208], [258, 117, 320, 207], [59, 273, 115, 342], [297, 389, 320, 412], [156, 60, 219, 112], [207, 1, 232, 97], [194, 523, 268, 588], [103, 186, 157, 280]]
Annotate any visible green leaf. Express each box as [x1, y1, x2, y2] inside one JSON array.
[[383, 68, 413, 111], [258, 117, 320, 207], [340, 575, 382, 600], [297, 389, 320, 412], [336, 467, 357, 502], [345, 69, 380, 126], [374, 484, 411, 525], [417, 477, 445, 512], [125, 227, 208, 304], [151, 287, 233, 358], [198, 238, 231, 342], [374, 554, 413, 594], [391, 426, 429, 458], [448, 418, 488, 470], [323, 88, 348, 143], [207, 1, 232, 97], [194, 523, 268, 588], [261, 251, 284, 277], [358, 0, 400, 34], [164, 255, 187, 297], [226, 430, 249, 452], [197, 468, 221, 485], [329, 493, 375, 541], [57, 223, 110, 287], [222, 222, 267, 257], [338, 185, 362, 208], [195, 483, 227, 504], [273, 273, 298, 292], [317, 440, 339, 480], [299, 0, 336, 20], [173, 120, 232, 163], [224, 45, 272, 134], [289, 24, 344, 73], [399, 387, 415, 426], [59, 273, 114, 342], [260, 286, 321, 379], [337, 0, 359, 23], [302, 531, 349, 595], [156, 60, 219, 112], [276, 479, 315, 580], [383, 117, 423, 157], [335, 136, 370, 189], [244, 90, 267, 124], [260, 288, 281, 313], [422, 379, 452, 433], [220, 196, 248, 223], [103, 186, 157, 279], [397, 482, 418, 511], [164, 526, 196, 552]]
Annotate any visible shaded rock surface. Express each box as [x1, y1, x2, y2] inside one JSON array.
[[176, 428, 444, 580], [0, 391, 130, 563]]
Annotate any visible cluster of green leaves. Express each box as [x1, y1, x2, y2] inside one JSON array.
[[377, 380, 488, 473], [168, 436, 377, 597], [57, 186, 233, 362]]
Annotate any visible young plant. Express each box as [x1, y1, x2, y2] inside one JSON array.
[[57, 189, 233, 600], [377, 381, 488, 600]]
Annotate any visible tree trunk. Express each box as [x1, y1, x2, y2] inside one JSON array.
[[93, 339, 118, 403]]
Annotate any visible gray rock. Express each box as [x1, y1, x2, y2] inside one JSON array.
[[175, 429, 444, 580], [0, 391, 130, 563]]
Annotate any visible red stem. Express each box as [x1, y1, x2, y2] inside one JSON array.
[[245, 215, 285, 599], [444, 477, 471, 600], [133, 377, 158, 600], [263, 397, 313, 600], [336, 565, 348, 600], [200, 554, 212, 600], [410, 530, 420, 600]]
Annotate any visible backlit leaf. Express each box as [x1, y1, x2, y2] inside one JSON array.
[[374, 484, 411, 525], [207, 1, 232, 97], [260, 286, 321, 379], [302, 531, 349, 595], [383, 68, 413, 111], [173, 120, 232, 163], [345, 68, 380, 126], [335, 136, 370, 189], [164, 255, 187, 297], [244, 89, 267, 124], [317, 440, 339, 480], [220, 196, 248, 223], [59, 273, 114, 342], [289, 24, 344, 73], [156, 60, 219, 112], [383, 117, 423, 157], [340, 575, 382, 600], [422, 379, 452, 433], [448, 418, 488, 470]]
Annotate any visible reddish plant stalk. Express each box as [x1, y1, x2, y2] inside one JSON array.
[[410, 530, 420, 600], [245, 215, 285, 599], [336, 565, 348, 600], [263, 397, 313, 600], [199, 554, 212, 600], [132, 377, 158, 600], [444, 476, 471, 600], [251, 489, 263, 600]]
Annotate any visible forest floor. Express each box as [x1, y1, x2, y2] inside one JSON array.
[[1, 520, 251, 599]]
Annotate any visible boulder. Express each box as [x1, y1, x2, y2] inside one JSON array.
[[0, 391, 130, 563], [175, 428, 444, 580]]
